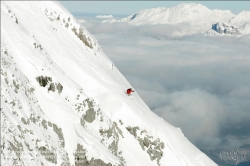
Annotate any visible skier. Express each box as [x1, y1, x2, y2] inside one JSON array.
[[126, 88, 134, 96]]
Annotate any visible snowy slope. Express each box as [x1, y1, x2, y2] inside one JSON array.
[[229, 11, 250, 34], [103, 3, 250, 36], [1, 1, 217, 166], [229, 11, 250, 26]]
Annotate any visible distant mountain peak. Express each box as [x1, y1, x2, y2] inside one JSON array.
[[102, 3, 249, 36], [175, 3, 207, 8]]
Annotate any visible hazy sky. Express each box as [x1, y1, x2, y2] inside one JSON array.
[[60, 1, 250, 16]]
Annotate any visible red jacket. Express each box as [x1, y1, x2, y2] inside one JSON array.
[[127, 89, 134, 94]]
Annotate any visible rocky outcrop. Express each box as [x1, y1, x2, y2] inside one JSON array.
[[75, 97, 125, 165], [74, 143, 112, 166], [126, 126, 140, 137], [36, 76, 52, 87], [99, 122, 125, 166], [82, 107, 96, 123], [36, 76, 63, 94], [56, 83, 63, 93], [79, 98, 98, 125], [211, 22, 241, 35], [53, 124, 65, 148], [126, 126, 165, 165], [72, 27, 93, 49], [38, 146, 57, 164]]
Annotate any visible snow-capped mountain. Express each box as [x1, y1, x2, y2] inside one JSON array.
[[103, 3, 233, 24], [229, 11, 250, 26], [103, 3, 250, 36], [229, 11, 250, 34], [1, 1, 217, 166]]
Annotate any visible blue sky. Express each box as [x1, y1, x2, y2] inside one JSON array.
[[60, 1, 250, 16]]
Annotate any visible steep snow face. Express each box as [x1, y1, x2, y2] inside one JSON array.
[[103, 3, 250, 36], [1, 1, 217, 166]]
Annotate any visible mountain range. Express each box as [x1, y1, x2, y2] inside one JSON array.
[[103, 3, 250, 36]]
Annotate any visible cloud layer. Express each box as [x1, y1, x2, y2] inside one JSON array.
[[81, 20, 250, 164], [96, 15, 114, 19]]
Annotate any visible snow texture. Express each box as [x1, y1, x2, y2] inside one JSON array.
[[1, 1, 217, 166]]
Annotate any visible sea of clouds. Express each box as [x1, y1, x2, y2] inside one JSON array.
[[80, 18, 250, 165]]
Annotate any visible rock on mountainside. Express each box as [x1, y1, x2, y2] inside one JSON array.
[[103, 3, 250, 36], [205, 22, 241, 35], [1, 1, 217, 166]]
